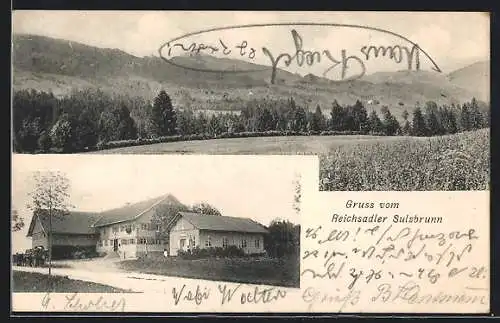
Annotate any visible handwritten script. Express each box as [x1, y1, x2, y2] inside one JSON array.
[[171, 283, 287, 306], [159, 23, 441, 84], [300, 199, 489, 312], [41, 293, 126, 312]]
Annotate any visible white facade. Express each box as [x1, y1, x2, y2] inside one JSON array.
[[95, 207, 166, 259], [169, 217, 266, 256]]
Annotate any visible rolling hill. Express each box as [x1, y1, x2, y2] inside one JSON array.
[[447, 60, 490, 102], [12, 34, 489, 116]]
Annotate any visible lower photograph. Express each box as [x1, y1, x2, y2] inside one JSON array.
[[11, 154, 315, 312]]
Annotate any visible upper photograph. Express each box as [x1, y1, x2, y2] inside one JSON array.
[[11, 11, 489, 190]]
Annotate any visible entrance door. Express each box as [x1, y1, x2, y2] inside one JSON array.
[[179, 238, 186, 251], [113, 239, 118, 252]]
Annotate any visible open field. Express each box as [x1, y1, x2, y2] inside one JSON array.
[[12, 271, 130, 293], [85, 129, 489, 191], [320, 129, 490, 191], [90, 134, 400, 155], [118, 255, 300, 288]]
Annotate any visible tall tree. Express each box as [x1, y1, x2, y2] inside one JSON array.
[[151, 203, 190, 247], [439, 106, 458, 134], [310, 105, 326, 132], [292, 107, 308, 132], [367, 110, 383, 134], [49, 113, 75, 152], [349, 100, 369, 133], [469, 98, 484, 130], [26, 171, 73, 276], [194, 112, 208, 134], [264, 219, 300, 258], [329, 100, 345, 131], [424, 101, 444, 136], [176, 108, 196, 135], [411, 106, 427, 136], [401, 109, 411, 135], [380, 106, 400, 136], [459, 103, 472, 131], [257, 108, 274, 131], [207, 114, 223, 136], [150, 90, 177, 136], [191, 202, 222, 216], [98, 105, 138, 142]]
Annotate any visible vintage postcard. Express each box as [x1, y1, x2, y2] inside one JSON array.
[[10, 10, 490, 315]]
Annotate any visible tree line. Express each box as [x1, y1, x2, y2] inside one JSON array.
[[13, 88, 490, 153]]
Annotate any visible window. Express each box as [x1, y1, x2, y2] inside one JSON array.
[[129, 239, 135, 244], [155, 224, 161, 232], [205, 236, 212, 247], [141, 223, 149, 230], [242, 239, 247, 248], [255, 239, 260, 248], [109, 239, 113, 245], [121, 239, 128, 245], [104, 240, 108, 246], [222, 237, 228, 248], [112, 226, 118, 233], [119, 226, 124, 232], [98, 240, 103, 247], [102, 228, 107, 235]]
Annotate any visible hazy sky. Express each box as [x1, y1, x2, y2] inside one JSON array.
[[11, 155, 315, 252], [12, 11, 490, 75]]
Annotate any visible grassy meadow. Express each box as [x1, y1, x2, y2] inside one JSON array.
[[319, 129, 490, 191], [88, 128, 489, 191], [12, 271, 130, 293], [90, 134, 398, 155], [119, 255, 300, 288]]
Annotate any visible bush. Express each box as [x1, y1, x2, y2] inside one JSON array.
[[178, 246, 245, 259], [51, 245, 97, 260], [93, 130, 375, 151]]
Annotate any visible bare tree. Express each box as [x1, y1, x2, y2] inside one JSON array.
[[26, 171, 73, 276], [12, 209, 24, 232]]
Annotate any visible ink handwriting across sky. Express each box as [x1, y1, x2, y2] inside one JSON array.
[[159, 23, 441, 83]]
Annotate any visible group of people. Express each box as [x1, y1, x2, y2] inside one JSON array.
[[13, 246, 48, 267]]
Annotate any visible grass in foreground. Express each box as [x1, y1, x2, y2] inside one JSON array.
[[12, 271, 131, 293], [320, 129, 490, 191], [118, 255, 300, 288]]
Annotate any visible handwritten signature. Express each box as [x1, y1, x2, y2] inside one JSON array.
[[41, 293, 126, 312], [159, 23, 441, 83]]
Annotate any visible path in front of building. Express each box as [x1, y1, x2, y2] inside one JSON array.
[[49, 256, 127, 273], [12, 262, 235, 293]]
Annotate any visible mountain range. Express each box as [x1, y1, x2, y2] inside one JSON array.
[[12, 34, 490, 115]]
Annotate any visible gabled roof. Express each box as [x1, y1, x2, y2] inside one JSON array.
[[177, 212, 269, 234], [26, 210, 100, 237], [92, 194, 182, 227]]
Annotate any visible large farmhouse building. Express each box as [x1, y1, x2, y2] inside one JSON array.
[[26, 210, 100, 259], [26, 194, 269, 259]]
